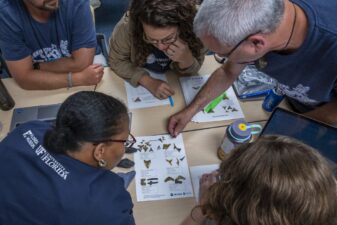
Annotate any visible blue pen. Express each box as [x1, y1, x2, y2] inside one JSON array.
[[240, 89, 271, 99], [168, 96, 174, 107]]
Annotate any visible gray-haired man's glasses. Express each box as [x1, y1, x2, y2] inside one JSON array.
[[213, 32, 259, 64]]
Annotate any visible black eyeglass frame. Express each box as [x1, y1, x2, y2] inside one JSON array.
[[92, 133, 137, 148], [213, 32, 260, 64]]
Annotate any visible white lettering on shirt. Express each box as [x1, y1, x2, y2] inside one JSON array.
[[32, 40, 71, 62], [23, 130, 39, 149], [23, 129, 70, 180]]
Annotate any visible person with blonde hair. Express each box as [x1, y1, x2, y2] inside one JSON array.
[[181, 135, 337, 225]]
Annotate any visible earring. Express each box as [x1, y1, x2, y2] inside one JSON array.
[[98, 159, 107, 168]]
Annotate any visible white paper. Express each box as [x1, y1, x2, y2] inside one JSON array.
[[189, 164, 219, 202], [125, 71, 169, 109], [180, 75, 244, 122], [134, 134, 193, 202]]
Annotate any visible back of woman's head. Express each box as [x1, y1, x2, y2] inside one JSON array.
[[203, 135, 337, 225], [44, 91, 128, 154], [128, 0, 202, 65]]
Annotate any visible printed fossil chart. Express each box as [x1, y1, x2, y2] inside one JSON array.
[[134, 134, 193, 201], [180, 75, 244, 122], [125, 70, 170, 109]]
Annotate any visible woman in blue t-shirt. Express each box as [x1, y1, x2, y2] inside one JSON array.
[[109, 0, 206, 100], [0, 91, 136, 225]]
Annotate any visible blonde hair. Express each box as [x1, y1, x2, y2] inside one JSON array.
[[202, 135, 337, 225]]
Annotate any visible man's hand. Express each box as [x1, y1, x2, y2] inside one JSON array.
[[73, 64, 104, 86], [139, 75, 175, 99], [165, 38, 194, 69], [168, 107, 196, 137]]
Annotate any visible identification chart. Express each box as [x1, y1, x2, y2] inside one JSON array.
[[134, 134, 193, 202], [180, 75, 244, 122], [189, 164, 219, 202], [125, 71, 169, 109]]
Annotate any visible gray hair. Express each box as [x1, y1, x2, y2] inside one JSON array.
[[194, 0, 284, 46]]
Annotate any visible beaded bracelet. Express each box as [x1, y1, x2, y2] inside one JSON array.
[[67, 72, 73, 89]]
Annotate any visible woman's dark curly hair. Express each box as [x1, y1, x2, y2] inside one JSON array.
[[128, 0, 203, 66]]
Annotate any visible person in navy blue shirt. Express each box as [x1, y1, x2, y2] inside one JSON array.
[[168, 0, 337, 137], [0, 0, 104, 90], [0, 91, 136, 225]]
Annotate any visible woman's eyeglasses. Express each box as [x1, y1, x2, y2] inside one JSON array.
[[143, 32, 179, 45], [92, 133, 136, 148]]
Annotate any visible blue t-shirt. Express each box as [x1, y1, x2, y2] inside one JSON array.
[[0, 0, 96, 62], [258, 0, 337, 112], [0, 121, 135, 225], [143, 47, 171, 73]]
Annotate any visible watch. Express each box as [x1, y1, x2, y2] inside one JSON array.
[[33, 62, 40, 70]]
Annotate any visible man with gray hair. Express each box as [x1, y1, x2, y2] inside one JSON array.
[[168, 0, 337, 137]]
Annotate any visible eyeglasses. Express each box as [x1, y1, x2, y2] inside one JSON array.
[[93, 133, 137, 148], [143, 31, 179, 45], [213, 32, 259, 64]]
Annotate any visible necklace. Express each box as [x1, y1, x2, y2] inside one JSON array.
[[256, 3, 297, 69], [283, 3, 297, 50]]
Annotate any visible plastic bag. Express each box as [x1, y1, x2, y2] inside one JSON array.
[[233, 65, 276, 100]]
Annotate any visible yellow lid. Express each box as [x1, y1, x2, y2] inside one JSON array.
[[238, 123, 247, 131]]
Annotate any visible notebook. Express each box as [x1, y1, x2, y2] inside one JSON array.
[[10, 104, 61, 131], [261, 108, 337, 177]]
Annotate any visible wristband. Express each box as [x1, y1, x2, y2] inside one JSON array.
[[67, 72, 73, 89]]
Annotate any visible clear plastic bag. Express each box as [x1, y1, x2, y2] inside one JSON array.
[[233, 65, 276, 100]]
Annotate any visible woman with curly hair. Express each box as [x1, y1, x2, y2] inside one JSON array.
[[181, 136, 337, 225], [109, 0, 205, 99]]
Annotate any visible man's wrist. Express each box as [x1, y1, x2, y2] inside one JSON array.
[[189, 96, 205, 113]]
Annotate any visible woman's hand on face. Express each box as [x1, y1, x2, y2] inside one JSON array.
[[166, 38, 194, 69], [199, 171, 218, 205], [139, 75, 175, 99]]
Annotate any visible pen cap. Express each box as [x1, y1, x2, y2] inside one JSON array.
[[227, 119, 252, 143], [262, 86, 284, 112]]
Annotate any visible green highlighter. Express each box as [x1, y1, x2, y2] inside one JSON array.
[[204, 91, 227, 113]]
